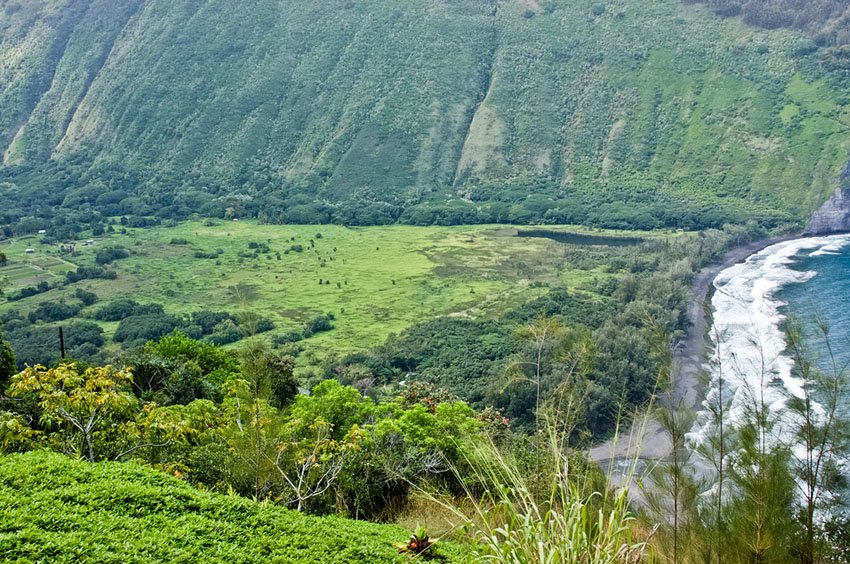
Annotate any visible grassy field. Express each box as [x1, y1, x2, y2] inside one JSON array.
[[0, 239, 75, 287], [0, 221, 660, 364]]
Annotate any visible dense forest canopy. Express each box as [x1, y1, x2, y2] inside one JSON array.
[[1, 0, 849, 231]]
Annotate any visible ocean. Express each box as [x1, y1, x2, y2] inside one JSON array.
[[780, 237, 850, 386], [691, 233, 850, 443]]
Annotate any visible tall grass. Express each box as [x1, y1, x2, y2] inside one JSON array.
[[422, 422, 650, 563]]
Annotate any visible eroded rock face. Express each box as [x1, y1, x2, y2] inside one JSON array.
[[805, 162, 850, 235]]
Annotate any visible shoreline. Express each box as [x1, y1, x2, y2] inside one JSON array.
[[669, 232, 801, 412], [589, 231, 801, 465]]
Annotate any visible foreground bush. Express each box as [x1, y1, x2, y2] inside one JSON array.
[[0, 451, 464, 563]]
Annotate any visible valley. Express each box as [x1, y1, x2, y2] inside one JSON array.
[[0, 221, 643, 366], [2, 0, 850, 561], [3, 0, 850, 232]]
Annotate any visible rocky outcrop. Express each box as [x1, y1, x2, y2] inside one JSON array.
[[804, 161, 850, 235]]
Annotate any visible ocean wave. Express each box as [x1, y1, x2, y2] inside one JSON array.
[[688, 234, 850, 446], [809, 239, 850, 257]]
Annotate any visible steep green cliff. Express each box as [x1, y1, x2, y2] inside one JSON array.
[[2, 0, 849, 229]]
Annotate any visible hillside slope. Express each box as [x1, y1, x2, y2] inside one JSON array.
[[0, 451, 462, 562], [691, 0, 850, 45], [2, 0, 850, 229]]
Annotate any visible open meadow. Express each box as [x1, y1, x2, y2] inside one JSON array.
[[0, 221, 662, 365]]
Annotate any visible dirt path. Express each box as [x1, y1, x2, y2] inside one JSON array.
[[589, 233, 800, 469]]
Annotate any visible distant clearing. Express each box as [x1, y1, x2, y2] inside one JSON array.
[[0, 222, 664, 363]]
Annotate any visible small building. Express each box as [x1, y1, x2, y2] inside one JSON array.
[[37, 230, 47, 235], [25, 248, 35, 253]]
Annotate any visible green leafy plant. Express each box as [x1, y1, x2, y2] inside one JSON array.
[[396, 524, 438, 558], [8, 363, 136, 461]]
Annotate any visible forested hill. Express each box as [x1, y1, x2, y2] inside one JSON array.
[[2, 0, 850, 231]]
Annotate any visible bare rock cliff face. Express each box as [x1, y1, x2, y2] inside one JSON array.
[[804, 162, 850, 235]]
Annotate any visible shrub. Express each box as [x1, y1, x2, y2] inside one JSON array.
[[304, 314, 333, 336], [207, 319, 242, 345], [193, 250, 221, 259], [134, 303, 165, 316], [8, 281, 50, 301], [4, 321, 104, 368], [273, 331, 304, 346], [254, 317, 275, 333], [95, 246, 130, 265], [94, 299, 140, 322], [66, 266, 117, 283], [191, 311, 235, 335], [159, 364, 218, 405], [0, 451, 456, 562], [27, 301, 81, 323], [113, 314, 181, 344], [74, 288, 98, 306], [0, 326, 14, 391]]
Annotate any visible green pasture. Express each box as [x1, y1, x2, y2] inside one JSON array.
[[1, 221, 661, 360]]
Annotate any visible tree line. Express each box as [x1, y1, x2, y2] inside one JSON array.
[[688, 0, 850, 46]]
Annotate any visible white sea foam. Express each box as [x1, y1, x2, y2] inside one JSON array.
[[809, 239, 850, 257], [689, 234, 850, 446]]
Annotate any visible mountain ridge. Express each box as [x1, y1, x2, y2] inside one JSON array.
[[2, 0, 850, 231]]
